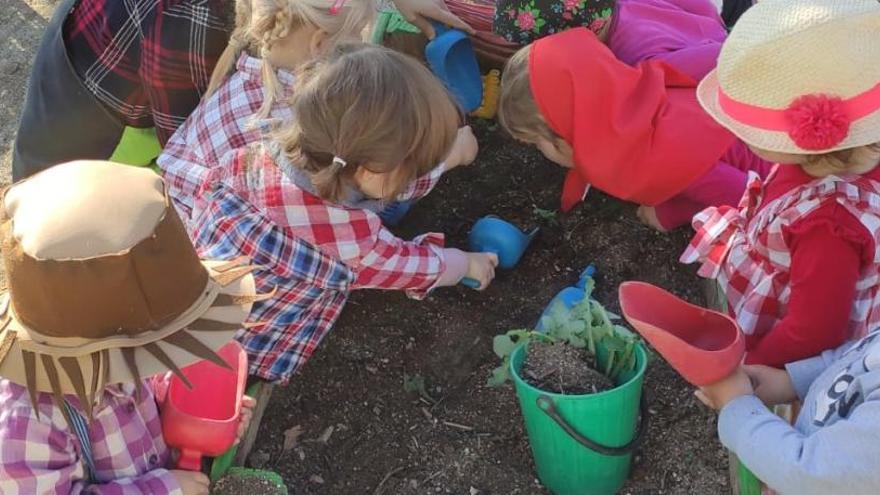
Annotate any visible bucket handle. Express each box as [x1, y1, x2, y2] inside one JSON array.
[[535, 394, 649, 456]]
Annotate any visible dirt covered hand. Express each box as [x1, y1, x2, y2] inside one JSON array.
[[391, 0, 475, 38], [465, 252, 498, 290], [743, 365, 798, 406], [695, 367, 754, 410], [444, 126, 479, 170], [235, 395, 256, 445], [171, 470, 210, 495]]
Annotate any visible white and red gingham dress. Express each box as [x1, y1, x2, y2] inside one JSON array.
[[681, 168, 880, 340]]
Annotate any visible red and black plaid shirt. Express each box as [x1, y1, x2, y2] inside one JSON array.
[[63, 0, 233, 144]]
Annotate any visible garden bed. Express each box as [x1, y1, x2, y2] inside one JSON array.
[[0, 7, 729, 491], [249, 122, 729, 494]]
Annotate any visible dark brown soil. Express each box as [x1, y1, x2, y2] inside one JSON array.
[[212, 473, 286, 495], [521, 342, 613, 395], [251, 121, 729, 494]]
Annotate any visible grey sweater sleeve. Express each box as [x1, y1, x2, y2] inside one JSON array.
[[785, 347, 842, 401], [718, 394, 880, 495]]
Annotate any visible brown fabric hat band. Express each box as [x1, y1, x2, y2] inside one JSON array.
[[2, 209, 208, 340]]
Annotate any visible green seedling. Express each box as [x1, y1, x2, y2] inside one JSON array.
[[533, 207, 560, 226], [488, 284, 639, 387]]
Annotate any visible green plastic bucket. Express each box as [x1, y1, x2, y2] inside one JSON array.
[[511, 342, 648, 495]]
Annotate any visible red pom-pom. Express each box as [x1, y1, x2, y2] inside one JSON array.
[[784, 94, 850, 151]]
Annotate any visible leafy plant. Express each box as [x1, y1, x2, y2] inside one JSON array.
[[533, 206, 560, 226], [488, 281, 639, 388]]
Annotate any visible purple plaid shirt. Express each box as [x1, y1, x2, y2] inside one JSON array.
[[0, 379, 180, 495]]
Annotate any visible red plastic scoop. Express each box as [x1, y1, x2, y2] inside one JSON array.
[[619, 282, 744, 386], [161, 341, 248, 471]]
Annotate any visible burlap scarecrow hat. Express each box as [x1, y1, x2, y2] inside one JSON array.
[[697, 0, 880, 154], [0, 161, 262, 420]]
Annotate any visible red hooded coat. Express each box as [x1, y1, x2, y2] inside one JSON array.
[[529, 28, 736, 211]]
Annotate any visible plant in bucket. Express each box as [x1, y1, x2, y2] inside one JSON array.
[[489, 271, 648, 495]]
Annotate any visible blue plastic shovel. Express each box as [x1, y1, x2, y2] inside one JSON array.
[[461, 216, 539, 289], [425, 21, 483, 113]]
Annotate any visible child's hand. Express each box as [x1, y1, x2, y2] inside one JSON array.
[[744, 365, 798, 406], [392, 0, 476, 38], [170, 470, 210, 495], [445, 126, 479, 170], [695, 367, 753, 410], [465, 252, 498, 290], [235, 395, 257, 445]]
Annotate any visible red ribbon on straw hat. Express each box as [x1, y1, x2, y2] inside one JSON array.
[[718, 82, 880, 150]]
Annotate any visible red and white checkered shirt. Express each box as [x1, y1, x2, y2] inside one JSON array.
[[0, 378, 179, 495], [159, 53, 446, 222], [188, 146, 466, 382], [682, 168, 880, 340]]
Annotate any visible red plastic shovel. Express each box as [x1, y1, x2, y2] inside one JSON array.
[[161, 341, 248, 471], [618, 282, 745, 386]]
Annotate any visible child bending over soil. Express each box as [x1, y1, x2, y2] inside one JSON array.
[[188, 43, 497, 384], [159, 0, 475, 228], [498, 28, 770, 231]]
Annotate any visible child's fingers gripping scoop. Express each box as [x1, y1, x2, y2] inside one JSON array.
[[461, 252, 498, 290]]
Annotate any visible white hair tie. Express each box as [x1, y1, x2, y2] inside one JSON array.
[[332, 156, 348, 168]]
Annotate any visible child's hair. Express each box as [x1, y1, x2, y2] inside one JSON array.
[[206, 0, 377, 119], [497, 45, 558, 144], [276, 43, 462, 202], [752, 143, 880, 177], [793, 145, 880, 177]]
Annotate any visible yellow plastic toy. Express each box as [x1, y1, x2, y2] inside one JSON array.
[[471, 69, 500, 120]]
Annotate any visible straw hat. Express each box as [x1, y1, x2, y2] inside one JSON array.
[[0, 161, 261, 420], [697, 0, 880, 154]]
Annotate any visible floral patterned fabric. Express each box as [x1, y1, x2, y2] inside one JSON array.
[[493, 0, 616, 44]]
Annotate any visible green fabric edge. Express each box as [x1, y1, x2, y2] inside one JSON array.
[[370, 10, 420, 44]]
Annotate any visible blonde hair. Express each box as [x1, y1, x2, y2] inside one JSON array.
[[497, 45, 558, 143], [275, 43, 462, 202], [206, 0, 377, 120], [754, 143, 880, 178]]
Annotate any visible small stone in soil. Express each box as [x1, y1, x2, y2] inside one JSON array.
[[521, 342, 614, 395], [211, 474, 286, 495]]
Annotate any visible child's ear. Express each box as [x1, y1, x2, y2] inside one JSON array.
[[309, 30, 331, 56]]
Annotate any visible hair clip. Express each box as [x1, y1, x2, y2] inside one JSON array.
[[329, 0, 347, 15], [332, 156, 348, 168]]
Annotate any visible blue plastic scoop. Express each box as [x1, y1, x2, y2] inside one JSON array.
[[461, 216, 539, 289], [535, 265, 597, 331], [425, 22, 483, 113]]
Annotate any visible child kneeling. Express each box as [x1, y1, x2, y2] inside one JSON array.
[[498, 28, 771, 231]]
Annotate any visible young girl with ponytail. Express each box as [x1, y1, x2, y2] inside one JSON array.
[[159, 0, 477, 226], [188, 43, 497, 384]]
